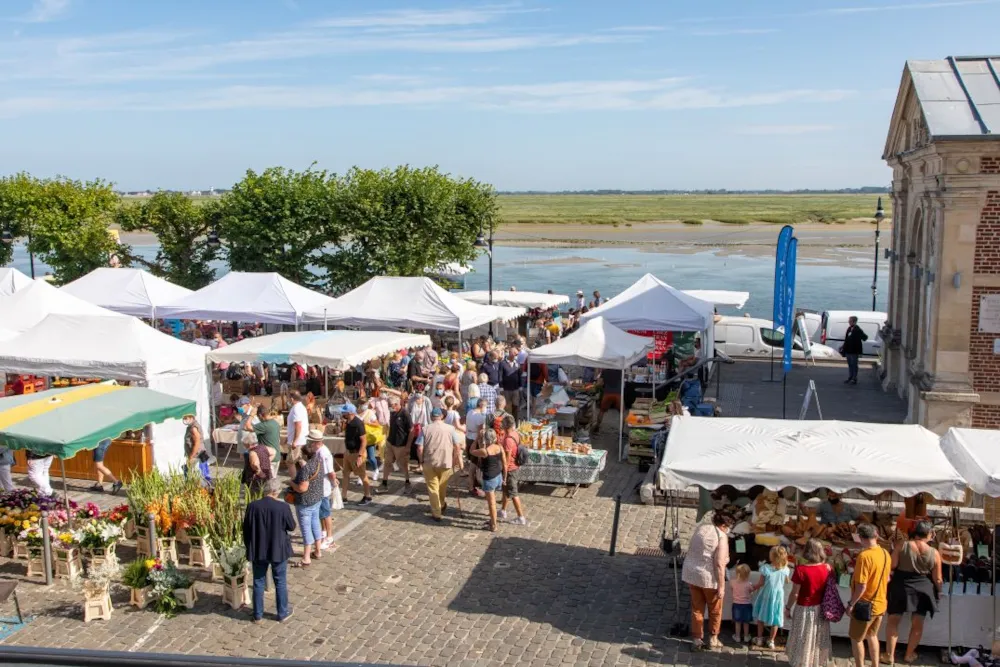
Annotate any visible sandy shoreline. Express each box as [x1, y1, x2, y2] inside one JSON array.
[[118, 220, 886, 262]]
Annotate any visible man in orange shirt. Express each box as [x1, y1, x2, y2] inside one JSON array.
[[847, 523, 891, 667]]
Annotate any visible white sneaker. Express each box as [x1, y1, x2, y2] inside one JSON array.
[[510, 516, 528, 526], [732, 634, 741, 644], [498, 510, 507, 520], [765, 640, 775, 650]]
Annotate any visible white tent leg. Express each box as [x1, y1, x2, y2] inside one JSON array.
[[323, 309, 328, 332], [619, 361, 626, 461], [526, 361, 531, 421]]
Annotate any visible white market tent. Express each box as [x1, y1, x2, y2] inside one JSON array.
[[527, 316, 654, 460], [0, 267, 32, 297], [658, 416, 968, 501], [0, 314, 210, 472], [455, 290, 569, 310], [682, 289, 750, 310], [61, 267, 193, 319], [206, 330, 431, 371], [940, 427, 1000, 497], [579, 273, 715, 358], [0, 279, 123, 334], [157, 272, 335, 326], [300, 276, 525, 333]]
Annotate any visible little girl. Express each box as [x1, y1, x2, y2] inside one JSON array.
[[752, 545, 791, 649], [730, 564, 753, 643]]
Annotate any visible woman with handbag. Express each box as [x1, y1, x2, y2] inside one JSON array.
[[883, 521, 942, 665], [289, 433, 325, 568], [785, 539, 834, 667], [847, 524, 891, 667], [680, 511, 734, 651]]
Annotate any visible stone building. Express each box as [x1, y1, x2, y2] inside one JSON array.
[[882, 57, 1000, 432]]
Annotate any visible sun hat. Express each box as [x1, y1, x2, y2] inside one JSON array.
[[306, 429, 324, 443]]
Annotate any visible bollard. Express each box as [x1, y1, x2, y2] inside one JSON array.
[[609, 493, 622, 557], [40, 511, 54, 586], [147, 512, 158, 560]]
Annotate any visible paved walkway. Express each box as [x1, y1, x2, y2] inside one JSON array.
[[0, 357, 928, 666]]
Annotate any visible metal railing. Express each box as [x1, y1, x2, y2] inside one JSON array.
[[0, 646, 406, 667]]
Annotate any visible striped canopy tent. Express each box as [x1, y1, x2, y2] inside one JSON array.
[[0, 384, 196, 459]]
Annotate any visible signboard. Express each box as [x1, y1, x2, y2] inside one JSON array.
[[796, 314, 813, 357], [979, 295, 1000, 333], [798, 379, 824, 420], [627, 330, 673, 358]]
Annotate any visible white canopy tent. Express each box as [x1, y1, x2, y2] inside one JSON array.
[[206, 330, 431, 371], [526, 316, 653, 460], [455, 290, 569, 310], [157, 272, 335, 326], [300, 277, 525, 348], [579, 273, 716, 359], [0, 279, 123, 334], [0, 267, 32, 297], [61, 267, 193, 319], [658, 416, 968, 501], [682, 289, 750, 310], [940, 427, 1000, 497], [0, 314, 210, 472]]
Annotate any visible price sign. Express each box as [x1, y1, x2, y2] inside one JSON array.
[[735, 538, 746, 554], [838, 573, 851, 588], [627, 330, 673, 357]]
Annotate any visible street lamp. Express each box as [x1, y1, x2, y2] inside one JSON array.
[[474, 226, 494, 336], [872, 197, 885, 311], [1, 227, 34, 278], [206, 228, 221, 247]]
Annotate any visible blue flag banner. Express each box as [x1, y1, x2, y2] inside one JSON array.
[[782, 237, 798, 374], [773, 225, 794, 328]]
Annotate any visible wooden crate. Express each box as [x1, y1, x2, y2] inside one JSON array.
[[11, 439, 152, 482]]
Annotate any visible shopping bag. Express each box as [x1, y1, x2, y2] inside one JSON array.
[[365, 423, 383, 446], [821, 570, 846, 622], [331, 486, 344, 511]]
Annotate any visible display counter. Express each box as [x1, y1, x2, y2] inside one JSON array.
[[518, 448, 607, 486], [10, 439, 151, 482]]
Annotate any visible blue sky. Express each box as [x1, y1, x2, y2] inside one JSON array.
[[2, 0, 999, 191]]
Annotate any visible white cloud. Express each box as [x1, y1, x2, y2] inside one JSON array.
[[313, 4, 533, 29], [736, 124, 837, 135], [19, 0, 70, 22], [818, 0, 999, 14], [691, 28, 778, 36], [603, 25, 667, 32]]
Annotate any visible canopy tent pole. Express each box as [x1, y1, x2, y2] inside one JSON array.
[[323, 308, 328, 332], [60, 458, 73, 530], [526, 361, 531, 422], [619, 360, 626, 461]]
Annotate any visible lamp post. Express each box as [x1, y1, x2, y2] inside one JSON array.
[[872, 197, 885, 311], [474, 225, 494, 336], [1, 227, 34, 278]]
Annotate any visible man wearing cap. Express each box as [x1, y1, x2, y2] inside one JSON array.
[[285, 391, 308, 475], [341, 404, 373, 506], [243, 479, 295, 623], [575, 290, 586, 310], [420, 407, 463, 522]]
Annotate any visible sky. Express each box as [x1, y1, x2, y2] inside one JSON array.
[[2, 0, 999, 191]]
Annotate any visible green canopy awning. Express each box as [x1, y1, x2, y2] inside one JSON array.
[[0, 384, 196, 458]]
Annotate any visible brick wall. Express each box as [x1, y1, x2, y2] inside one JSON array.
[[975, 191, 1000, 273], [970, 286, 1000, 394], [982, 157, 1000, 174], [973, 405, 1000, 428]]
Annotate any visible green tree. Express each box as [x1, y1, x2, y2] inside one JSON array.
[[0, 174, 122, 284], [215, 166, 338, 288], [0, 172, 42, 267], [116, 192, 220, 289], [321, 165, 494, 293]]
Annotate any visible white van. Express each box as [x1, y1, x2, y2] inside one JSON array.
[[820, 311, 886, 357], [714, 316, 839, 360]]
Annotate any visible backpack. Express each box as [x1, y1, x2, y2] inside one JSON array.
[[515, 445, 530, 467]]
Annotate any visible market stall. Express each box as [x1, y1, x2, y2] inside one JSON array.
[[527, 316, 653, 462], [681, 290, 750, 309], [659, 416, 972, 649], [61, 267, 193, 319], [0, 314, 210, 472], [454, 290, 569, 310], [0, 279, 123, 334], [157, 271, 336, 326], [0, 267, 32, 297]]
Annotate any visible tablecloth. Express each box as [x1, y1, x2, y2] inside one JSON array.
[[517, 448, 607, 485], [212, 427, 256, 447]]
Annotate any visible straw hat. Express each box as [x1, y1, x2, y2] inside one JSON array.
[[306, 429, 324, 443]]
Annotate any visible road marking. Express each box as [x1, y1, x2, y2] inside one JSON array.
[[330, 488, 406, 542], [128, 615, 164, 652]]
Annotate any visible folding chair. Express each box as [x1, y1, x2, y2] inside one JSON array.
[[0, 581, 23, 625]]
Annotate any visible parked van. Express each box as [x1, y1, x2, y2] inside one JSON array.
[[820, 311, 886, 357], [714, 316, 839, 360]]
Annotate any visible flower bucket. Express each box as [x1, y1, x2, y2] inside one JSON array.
[[211, 561, 224, 582], [85, 543, 118, 571], [221, 572, 251, 610], [0, 528, 10, 558], [54, 546, 82, 580], [129, 585, 153, 610], [156, 537, 178, 565], [173, 583, 197, 610], [83, 583, 113, 623], [187, 535, 212, 569]]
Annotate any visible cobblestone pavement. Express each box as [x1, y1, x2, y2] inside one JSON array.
[[0, 361, 930, 666]]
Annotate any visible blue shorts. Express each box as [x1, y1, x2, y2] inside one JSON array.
[[482, 474, 503, 493], [732, 603, 753, 624], [93, 439, 112, 463], [319, 496, 332, 519]]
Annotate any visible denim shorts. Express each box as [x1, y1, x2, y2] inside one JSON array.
[[93, 439, 112, 463], [482, 474, 503, 493], [319, 496, 332, 519], [732, 603, 754, 624]]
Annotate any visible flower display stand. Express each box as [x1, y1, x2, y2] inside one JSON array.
[[129, 585, 153, 610], [54, 547, 83, 580], [26, 547, 48, 579], [174, 583, 197, 610], [187, 536, 212, 569], [83, 585, 113, 623], [175, 526, 190, 545], [13, 540, 29, 561], [222, 572, 251, 610], [211, 561, 224, 582], [84, 544, 118, 571], [156, 537, 178, 564], [0, 528, 11, 558], [134, 525, 151, 558]]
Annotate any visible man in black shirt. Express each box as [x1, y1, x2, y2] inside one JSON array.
[[382, 397, 413, 490], [407, 350, 429, 394], [243, 479, 295, 622], [500, 348, 522, 420], [840, 316, 869, 385], [480, 351, 502, 388], [341, 404, 372, 506]]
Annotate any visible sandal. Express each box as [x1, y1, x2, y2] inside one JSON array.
[[291, 561, 311, 568]]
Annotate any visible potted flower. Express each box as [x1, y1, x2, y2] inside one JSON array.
[[18, 524, 54, 578], [53, 530, 82, 580], [148, 561, 196, 616], [173, 489, 214, 569], [77, 519, 123, 570], [77, 558, 119, 623], [146, 498, 178, 564], [216, 544, 250, 610], [122, 558, 156, 609]]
